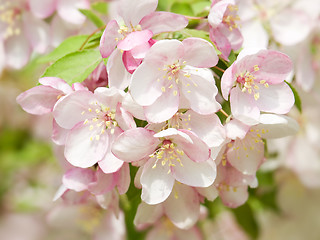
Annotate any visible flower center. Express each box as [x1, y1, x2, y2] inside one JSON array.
[[0, 2, 22, 39], [223, 5, 240, 31], [235, 65, 269, 100], [115, 24, 142, 41], [149, 140, 185, 174], [81, 101, 118, 141]]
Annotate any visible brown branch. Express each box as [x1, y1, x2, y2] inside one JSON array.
[[79, 25, 106, 51]]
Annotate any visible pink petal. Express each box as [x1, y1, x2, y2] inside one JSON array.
[[130, 62, 164, 106], [112, 128, 160, 162], [172, 156, 216, 187], [227, 133, 264, 175], [57, 0, 90, 25], [122, 50, 142, 74], [183, 110, 226, 148], [134, 202, 163, 227], [176, 130, 211, 163], [23, 13, 50, 54], [88, 169, 116, 195], [230, 87, 260, 125], [144, 84, 179, 123], [107, 49, 132, 90], [116, 104, 136, 131], [39, 77, 73, 94], [118, 0, 158, 26], [221, 64, 236, 100], [225, 119, 250, 140], [164, 184, 200, 229], [219, 185, 248, 208], [141, 158, 175, 204], [236, 50, 293, 84], [52, 119, 69, 145], [140, 11, 188, 35], [16, 85, 62, 115], [182, 37, 218, 68], [64, 123, 109, 168], [115, 163, 131, 195], [254, 114, 299, 139], [270, 8, 312, 46], [28, 0, 56, 19], [209, 26, 231, 60], [196, 185, 219, 201], [181, 67, 221, 115], [99, 20, 121, 58], [117, 30, 153, 51], [98, 150, 124, 174], [53, 90, 96, 129], [256, 82, 294, 114], [144, 39, 184, 66], [63, 168, 97, 192], [4, 34, 31, 69]]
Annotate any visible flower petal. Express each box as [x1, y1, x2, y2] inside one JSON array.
[[144, 84, 179, 123], [57, 0, 90, 25], [63, 168, 96, 192], [64, 123, 109, 168], [164, 184, 200, 229], [16, 85, 62, 115], [140, 12, 188, 35], [28, 0, 56, 19], [172, 156, 216, 187], [134, 201, 163, 227], [256, 82, 294, 114], [53, 90, 96, 129], [130, 62, 164, 106], [117, 30, 153, 51], [118, 0, 158, 26], [254, 114, 299, 139], [112, 128, 160, 162], [182, 37, 218, 68], [99, 20, 121, 58], [141, 158, 175, 204], [181, 67, 221, 115], [230, 87, 260, 125]]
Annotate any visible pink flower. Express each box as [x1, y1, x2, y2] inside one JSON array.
[[208, 0, 243, 60], [53, 87, 135, 173], [0, 0, 51, 70], [99, 0, 188, 59], [130, 38, 220, 123], [223, 114, 299, 175], [112, 127, 216, 204], [99, 0, 188, 89], [221, 49, 294, 125]]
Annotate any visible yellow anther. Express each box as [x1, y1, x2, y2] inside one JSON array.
[[89, 125, 94, 130], [161, 86, 166, 92], [254, 65, 260, 71], [260, 80, 266, 84], [110, 129, 115, 134], [96, 135, 100, 141], [84, 119, 89, 125], [168, 76, 172, 80], [88, 108, 92, 112], [264, 83, 269, 88], [254, 92, 260, 100], [173, 90, 178, 96], [95, 109, 100, 113]]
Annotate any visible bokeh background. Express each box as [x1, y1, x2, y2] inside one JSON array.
[[1, 0, 320, 239]]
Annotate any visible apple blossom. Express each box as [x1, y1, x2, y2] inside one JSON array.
[[112, 127, 216, 204], [53, 87, 135, 173], [130, 38, 220, 123], [208, 0, 243, 60], [221, 49, 294, 125]]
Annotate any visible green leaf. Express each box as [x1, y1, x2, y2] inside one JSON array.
[[91, 1, 109, 14], [79, 9, 105, 28], [285, 81, 302, 113], [41, 50, 102, 85], [191, 1, 211, 16], [37, 35, 88, 63], [232, 203, 259, 239], [171, 2, 194, 16]]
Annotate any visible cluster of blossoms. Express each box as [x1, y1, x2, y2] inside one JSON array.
[[0, 0, 91, 73], [15, 0, 315, 238]]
